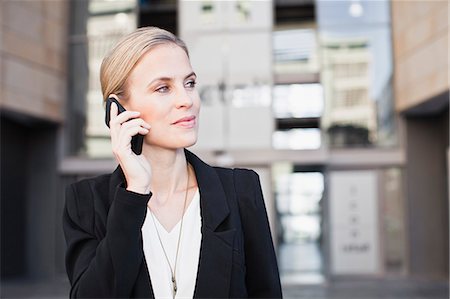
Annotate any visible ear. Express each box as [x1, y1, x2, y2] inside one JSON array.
[[108, 93, 119, 101], [109, 93, 130, 110]]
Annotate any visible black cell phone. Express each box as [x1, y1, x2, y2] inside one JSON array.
[[105, 97, 144, 155]]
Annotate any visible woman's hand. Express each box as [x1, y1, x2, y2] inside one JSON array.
[[109, 98, 152, 194]]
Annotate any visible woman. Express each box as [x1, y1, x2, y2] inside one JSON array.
[[63, 26, 282, 299]]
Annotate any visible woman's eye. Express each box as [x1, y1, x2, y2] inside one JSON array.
[[156, 86, 169, 93], [186, 80, 197, 88]]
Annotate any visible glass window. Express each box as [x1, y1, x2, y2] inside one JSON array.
[[274, 29, 316, 63], [317, 0, 397, 148], [273, 84, 324, 119], [68, 0, 137, 157], [231, 84, 271, 107], [273, 28, 320, 74], [271, 83, 323, 150], [273, 129, 321, 150]]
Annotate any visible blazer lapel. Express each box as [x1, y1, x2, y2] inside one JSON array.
[[186, 150, 235, 298]]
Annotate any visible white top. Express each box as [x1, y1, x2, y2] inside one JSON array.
[[141, 188, 202, 299]]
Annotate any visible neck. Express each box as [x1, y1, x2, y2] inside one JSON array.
[[141, 145, 189, 204]]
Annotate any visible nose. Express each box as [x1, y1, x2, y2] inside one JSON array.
[[175, 86, 194, 109]]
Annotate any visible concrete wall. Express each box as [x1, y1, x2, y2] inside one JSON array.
[[405, 111, 449, 278], [391, 1, 449, 112], [179, 1, 275, 152], [0, 0, 69, 280], [0, 0, 68, 122], [392, 0, 449, 279]]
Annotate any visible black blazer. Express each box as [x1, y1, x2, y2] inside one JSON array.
[[63, 150, 282, 298]]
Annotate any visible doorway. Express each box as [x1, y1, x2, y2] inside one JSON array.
[[274, 163, 325, 284]]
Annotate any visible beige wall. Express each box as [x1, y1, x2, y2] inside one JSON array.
[[0, 0, 69, 123], [392, 1, 449, 112]]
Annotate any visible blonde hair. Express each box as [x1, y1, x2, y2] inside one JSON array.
[[100, 26, 189, 105]]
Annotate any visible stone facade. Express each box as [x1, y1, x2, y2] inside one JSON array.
[[0, 0, 69, 122], [392, 1, 449, 111]]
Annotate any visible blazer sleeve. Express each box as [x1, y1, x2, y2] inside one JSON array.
[[63, 179, 151, 298], [234, 169, 283, 298]]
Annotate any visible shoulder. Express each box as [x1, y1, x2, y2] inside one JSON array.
[[212, 166, 258, 184], [232, 168, 261, 193], [232, 168, 264, 209], [64, 172, 113, 230], [233, 168, 259, 182], [66, 172, 112, 200], [213, 167, 261, 198]]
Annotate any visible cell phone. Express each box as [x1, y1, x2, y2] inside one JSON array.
[[105, 97, 144, 155]]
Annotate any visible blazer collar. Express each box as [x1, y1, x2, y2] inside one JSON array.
[[184, 149, 230, 231], [108, 149, 230, 231]]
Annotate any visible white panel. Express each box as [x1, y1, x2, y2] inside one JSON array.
[[180, 1, 273, 86], [226, 0, 273, 31], [184, 32, 272, 86], [329, 171, 380, 275], [179, 1, 226, 34], [183, 33, 226, 86], [179, 0, 272, 35], [190, 104, 225, 151], [228, 106, 273, 149], [331, 225, 379, 273], [227, 32, 273, 85]]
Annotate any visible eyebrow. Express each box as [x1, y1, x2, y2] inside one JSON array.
[[147, 72, 197, 88]]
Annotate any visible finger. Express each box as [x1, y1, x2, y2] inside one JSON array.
[[120, 118, 151, 130], [110, 118, 150, 147], [112, 121, 149, 149], [110, 110, 141, 126], [120, 126, 150, 139], [114, 124, 148, 142], [116, 127, 149, 150]]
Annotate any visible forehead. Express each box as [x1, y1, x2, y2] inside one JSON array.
[[131, 43, 193, 79]]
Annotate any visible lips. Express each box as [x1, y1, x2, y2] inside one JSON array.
[[172, 115, 196, 128]]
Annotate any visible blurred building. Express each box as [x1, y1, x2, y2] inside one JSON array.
[[321, 37, 377, 147], [391, 0, 449, 278], [0, 0, 448, 293]]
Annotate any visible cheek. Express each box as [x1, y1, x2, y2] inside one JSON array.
[[141, 112, 158, 127], [193, 95, 201, 112], [136, 101, 162, 124]]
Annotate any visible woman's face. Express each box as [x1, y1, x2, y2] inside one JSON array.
[[122, 43, 200, 150]]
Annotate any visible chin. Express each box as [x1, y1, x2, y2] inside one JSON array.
[[184, 138, 198, 148], [147, 133, 198, 150], [179, 135, 198, 148]]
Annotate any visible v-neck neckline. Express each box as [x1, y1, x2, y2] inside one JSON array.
[[149, 188, 199, 234]]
